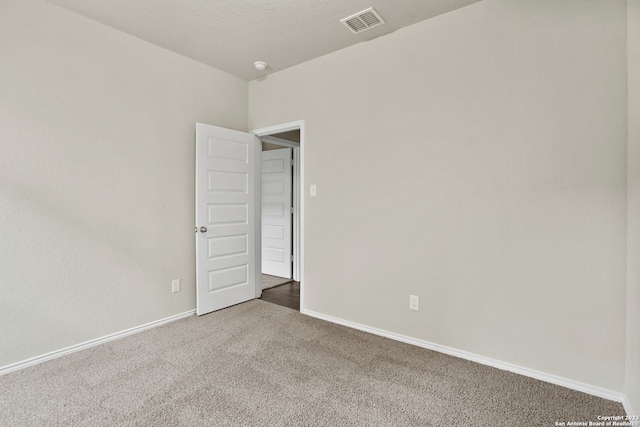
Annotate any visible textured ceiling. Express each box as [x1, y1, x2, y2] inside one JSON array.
[[46, 0, 482, 81]]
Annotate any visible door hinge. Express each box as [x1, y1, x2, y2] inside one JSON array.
[[291, 159, 294, 166], [290, 207, 294, 214], [291, 255, 294, 262]]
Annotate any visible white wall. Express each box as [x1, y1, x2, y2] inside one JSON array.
[[0, 0, 247, 367], [627, 0, 640, 416], [249, 0, 627, 391]]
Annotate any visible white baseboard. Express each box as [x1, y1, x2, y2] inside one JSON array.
[[623, 395, 639, 426], [301, 308, 625, 405], [0, 310, 196, 376]]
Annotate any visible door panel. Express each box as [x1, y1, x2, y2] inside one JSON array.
[[261, 148, 292, 278], [196, 123, 258, 315]]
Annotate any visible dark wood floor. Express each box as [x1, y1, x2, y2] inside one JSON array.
[[260, 281, 300, 311]]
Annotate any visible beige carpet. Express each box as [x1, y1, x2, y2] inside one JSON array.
[[262, 273, 292, 290], [0, 300, 625, 426]]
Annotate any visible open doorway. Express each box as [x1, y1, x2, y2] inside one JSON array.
[[252, 122, 304, 311]]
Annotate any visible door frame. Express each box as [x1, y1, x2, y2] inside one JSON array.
[[251, 120, 305, 311]]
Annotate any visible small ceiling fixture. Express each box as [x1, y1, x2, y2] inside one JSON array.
[[254, 61, 267, 71], [340, 7, 385, 34]]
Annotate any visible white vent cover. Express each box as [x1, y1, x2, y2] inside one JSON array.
[[340, 7, 385, 34]]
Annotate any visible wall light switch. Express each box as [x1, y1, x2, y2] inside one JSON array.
[[172, 279, 181, 293], [310, 184, 317, 197], [410, 295, 419, 311]]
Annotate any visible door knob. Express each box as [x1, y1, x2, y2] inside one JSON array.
[[199, 226, 207, 233]]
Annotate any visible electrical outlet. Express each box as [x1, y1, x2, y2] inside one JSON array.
[[409, 295, 419, 311], [171, 279, 181, 293]]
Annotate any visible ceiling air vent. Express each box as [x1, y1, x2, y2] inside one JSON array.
[[341, 7, 385, 34]]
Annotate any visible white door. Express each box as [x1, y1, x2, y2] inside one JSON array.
[[261, 148, 292, 278], [195, 123, 259, 315]]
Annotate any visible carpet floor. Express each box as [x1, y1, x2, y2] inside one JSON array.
[[262, 273, 293, 290], [0, 300, 625, 426]]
